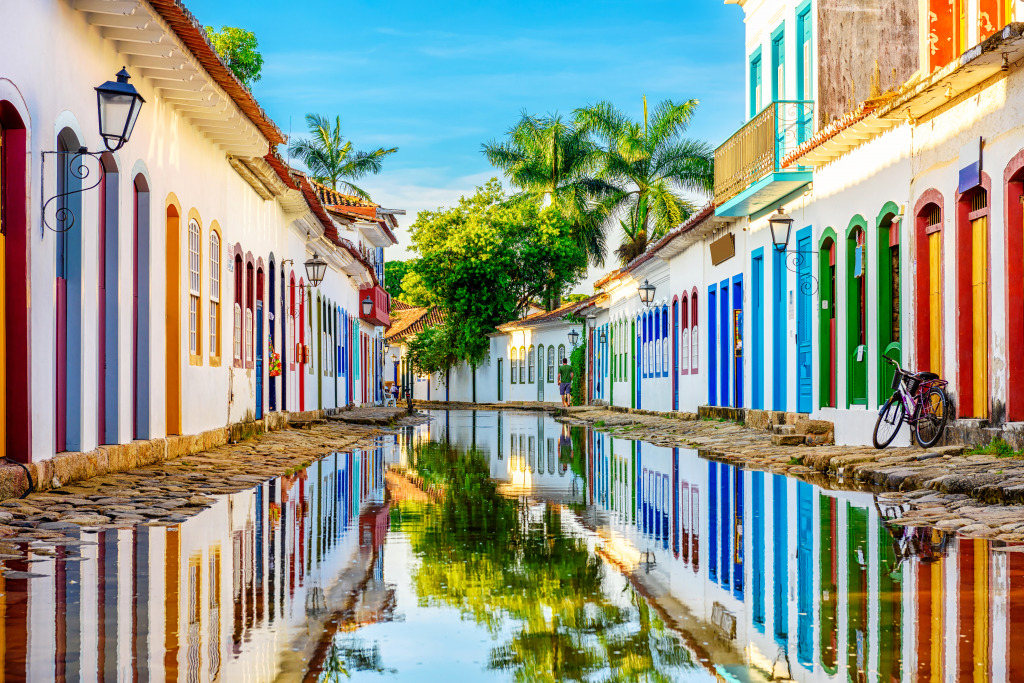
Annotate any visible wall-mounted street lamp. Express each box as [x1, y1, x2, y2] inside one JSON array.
[[568, 328, 580, 347], [283, 250, 330, 290], [767, 206, 818, 294], [587, 316, 597, 330], [361, 296, 373, 316], [383, 340, 391, 354], [599, 329, 607, 345], [638, 279, 656, 307], [42, 67, 145, 234], [768, 208, 795, 253]]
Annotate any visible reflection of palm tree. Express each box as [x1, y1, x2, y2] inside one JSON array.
[[392, 441, 694, 681]]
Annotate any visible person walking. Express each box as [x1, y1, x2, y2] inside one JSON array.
[[558, 358, 573, 408]]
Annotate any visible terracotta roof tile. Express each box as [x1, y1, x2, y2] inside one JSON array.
[[147, 0, 285, 145], [386, 306, 446, 343], [496, 295, 600, 331], [618, 203, 714, 275]]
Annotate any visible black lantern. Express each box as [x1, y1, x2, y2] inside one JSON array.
[[304, 252, 327, 287], [587, 316, 597, 330], [383, 340, 390, 354], [599, 329, 607, 344], [768, 207, 794, 252], [95, 67, 145, 152], [390, 352, 397, 363], [638, 279, 655, 307], [361, 296, 373, 316], [568, 329, 580, 347]]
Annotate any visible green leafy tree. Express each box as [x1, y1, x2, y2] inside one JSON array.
[[288, 114, 398, 200], [483, 112, 614, 268], [205, 26, 264, 87], [575, 97, 714, 264], [561, 293, 590, 305], [406, 325, 459, 381], [383, 259, 413, 301], [398, 270, 439, 307], [409, 179, 588, 366]]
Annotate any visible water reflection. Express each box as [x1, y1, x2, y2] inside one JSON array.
[[3, 410, 1024, 682], [386, 410, 1024, 682], [0, 449, 387, 681]]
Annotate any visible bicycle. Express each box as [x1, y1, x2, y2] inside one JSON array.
[[873, 355, 950, 449]]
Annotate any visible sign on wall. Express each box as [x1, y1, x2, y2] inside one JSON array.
[[710, 233, 735, 265], [959, 136, 982, 193]]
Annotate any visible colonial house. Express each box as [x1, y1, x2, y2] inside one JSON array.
[[0, 0, 399, 470]]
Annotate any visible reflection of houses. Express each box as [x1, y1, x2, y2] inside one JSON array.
[[0, 448, 385, 679], [579, 428, 1024, 681]]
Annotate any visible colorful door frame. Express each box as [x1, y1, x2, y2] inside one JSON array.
[[708, 286, 718, 406], [0, 106, 32, 461], [796, 228, 813, 413], [672, 299, 679, 410], [875, 203, 902, 404], [772, 248, 787, 411], [165, 197, 182, 436], [956, 179, 991, 418], [720, 279, 729, 407], [732, 275, 743, 409], [846, 216, 868, 407], [752, 250, 765, 409], [818, 229, 838, 407], [132, 174, 151, 440], [631, 320, 636, 409]]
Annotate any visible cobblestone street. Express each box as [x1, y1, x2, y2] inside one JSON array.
[[0, 410, 423, 571]]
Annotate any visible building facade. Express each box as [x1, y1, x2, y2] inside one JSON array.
[[0, 0, 398, 465]]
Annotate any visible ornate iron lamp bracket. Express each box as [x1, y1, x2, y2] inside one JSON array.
[[776, 247, 819, 296], [40, 147, 105, 237]]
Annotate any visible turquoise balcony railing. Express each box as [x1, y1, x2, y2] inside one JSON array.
[[713, 100, 814, 217]]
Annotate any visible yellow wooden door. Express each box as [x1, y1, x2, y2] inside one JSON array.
[[929, 231, 942, 374], [971, 216, 988, 417], [974, 541, 990, 683]]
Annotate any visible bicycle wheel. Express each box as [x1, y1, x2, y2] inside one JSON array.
[[914, 386, 949, 449], [873, 394, 906, 449]]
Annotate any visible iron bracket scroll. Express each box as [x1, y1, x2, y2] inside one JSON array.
[[40, 147, 106, 238], [775, 247, 818, 296]]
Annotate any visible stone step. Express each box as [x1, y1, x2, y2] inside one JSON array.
[[771, 434, 806, 447], [772, 424, 797, 435]]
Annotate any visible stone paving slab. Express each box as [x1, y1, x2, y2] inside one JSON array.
[[559, 408, 1024, 543]]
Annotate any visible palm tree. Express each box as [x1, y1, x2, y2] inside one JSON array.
[[482, 112, 614, 268], [288, 114, 398, 200], [575, 97, 714, 265]]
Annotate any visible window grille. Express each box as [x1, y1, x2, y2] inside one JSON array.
[[209, 231, 220, 356]]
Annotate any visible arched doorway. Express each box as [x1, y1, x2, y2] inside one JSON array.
[[846, 217, 868, 407], [818, 229, 837, 408], [133, 173, 151, 439], [876, 204, 901, 404], [0, 100, 31, 461], [56, 128, 85, 452], [268, 256, 276, 412], [98, 153, 119, 444], [255, 263, 264, 419], [165, 197, 182, 435], [957, 182, 990, 418], [914, 195, 943, 378]]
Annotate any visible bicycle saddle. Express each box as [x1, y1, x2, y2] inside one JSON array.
[[916, 372, 940, 381]]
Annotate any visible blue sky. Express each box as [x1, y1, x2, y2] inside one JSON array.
[[188, 0, 746, 281]]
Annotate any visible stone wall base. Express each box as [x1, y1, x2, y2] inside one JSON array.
[[15, 411, 316, 498]]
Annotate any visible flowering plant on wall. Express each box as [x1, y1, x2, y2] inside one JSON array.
[[269, 344, 282, 377]]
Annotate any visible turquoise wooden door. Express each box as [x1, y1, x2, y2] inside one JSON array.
[[752, 251, 764, 409], [773, 249, 787, 411], [796, 228, 813, 413]]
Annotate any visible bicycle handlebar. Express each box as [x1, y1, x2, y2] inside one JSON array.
[[882, 354, 898, 367]]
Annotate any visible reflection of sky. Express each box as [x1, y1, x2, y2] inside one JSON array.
[[342, 531, 514, 682]]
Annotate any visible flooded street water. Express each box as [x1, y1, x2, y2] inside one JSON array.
[[1, 409, 1022, 681]]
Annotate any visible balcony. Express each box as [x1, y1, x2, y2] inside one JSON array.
[[359, 284, 391, 327], [714, 100, 814, 218]]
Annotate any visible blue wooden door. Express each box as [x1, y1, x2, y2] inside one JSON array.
[[672, 301, 679, 410], [752, 471, 765, 631], [732, 276, 744, 409], [797, 481, 813, 667], [708, 287, 718, 406], [772, 474, 788, 643], [796, 228, 813, 413], [773, 249, 787, 411], [720, 280, 730, 407], [752, 251, 764, 409], [255, 302, 264, 419]]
